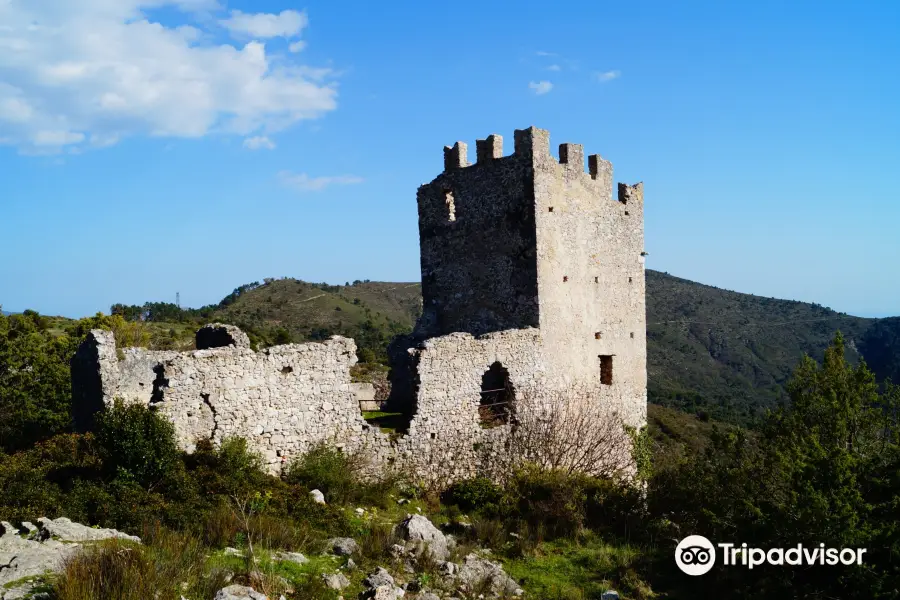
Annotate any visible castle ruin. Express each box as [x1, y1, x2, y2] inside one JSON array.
[[72, 126, 647, 481]]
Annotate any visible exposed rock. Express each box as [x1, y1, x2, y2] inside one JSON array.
[[601, 592, 620, 600], [2, 582, 49, 600], [37, 517, 140, 543], [346, 558, 357, 570], [438, 561, 459, 576], [389, 543, 406, 558], [19, 522, 38, 539], [355, 508, 366, 516], [396, 514, 449, 561], [360, 585, 405, 600], [362, 566, 395, 589], [1, 518, 139, 587], [224, 547, 244, 557], [273, 550, 307, 565], [412, 594, 440, 600], [327, 537, 359, 556], [310, 489, 326, 505], [455, 553, 522, 597], [323, 572, 351, 590], [214, 585, 267, 600]]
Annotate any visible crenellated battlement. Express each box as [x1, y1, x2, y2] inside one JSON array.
[[439, 127, 622, 197]]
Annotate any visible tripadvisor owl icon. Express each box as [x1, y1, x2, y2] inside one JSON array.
[[676, 535, 716, 576]]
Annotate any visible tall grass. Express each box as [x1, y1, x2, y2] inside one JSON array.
[[54, 527, 229, 600]]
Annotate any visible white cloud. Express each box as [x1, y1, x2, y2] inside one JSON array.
[[243, 135, 275, 150], [535, 51, 557, 57], [279, 172, 364, 192], [529, 81, 554, 95], [0, 1, 336, 154], [594, 70, 621, 83], [546, 64, 561, 72], [220, 9, 308, 39], [288, 41, 306, 53]]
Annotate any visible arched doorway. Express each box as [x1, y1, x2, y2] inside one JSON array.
[[479, 362, 514, 428]]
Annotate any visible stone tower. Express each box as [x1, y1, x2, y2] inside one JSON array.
[[408, 126, 647, 427]]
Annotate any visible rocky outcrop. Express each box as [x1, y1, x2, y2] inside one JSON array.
[[0, 518, 139, 591], [396, 514, 450, 561]]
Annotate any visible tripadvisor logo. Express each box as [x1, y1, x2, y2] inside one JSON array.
[[675, 536, 867, 576]]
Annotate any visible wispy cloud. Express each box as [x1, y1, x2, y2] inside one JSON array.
[[243, 136, 276, 150], [535, 51, 557, 57], [220, 9, 308, 39], [529, 81, 554, 95], [594, 70, 621, 83], [279, 171, 364, 192], [546, 64, 561, 72]]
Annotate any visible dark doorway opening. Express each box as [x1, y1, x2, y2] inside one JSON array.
[[480, 362, 514, 428]]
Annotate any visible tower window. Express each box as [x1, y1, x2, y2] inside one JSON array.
[[548, 207, 554, 213], [594, 332, 602, 340], [563, 276, 568, 282], [599, 355, 613, 385], [444, 190, 456, 222]]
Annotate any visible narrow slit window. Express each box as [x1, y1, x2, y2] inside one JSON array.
[[444, 190, 456, 222], [599, 355, 613, 386]]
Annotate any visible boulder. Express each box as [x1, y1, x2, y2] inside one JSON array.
[[601, 592, 620, 600], [273, 550, 307, 565], [327, 537, 359, 556], [322, 572, 351, 590], [214, 585, 267, 600], [360, 585, 405, 600], [396, 514, 449, 561], [362, 566, 395, 589], [455, 553, 522, 598], [310, 489, 326, 505]]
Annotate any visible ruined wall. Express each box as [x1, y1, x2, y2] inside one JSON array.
[[72, 329, 377, 471]]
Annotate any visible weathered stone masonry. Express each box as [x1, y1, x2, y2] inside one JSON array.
[[72, 127, 647, 480]]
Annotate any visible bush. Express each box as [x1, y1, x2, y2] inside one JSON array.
[[95, 400, 181, 488], [284, 443, 362, 504], [443, 477, 505, 516]]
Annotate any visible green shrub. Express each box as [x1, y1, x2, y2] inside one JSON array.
[[443, 477, 505, 516], [284, 443, 362, 504], [504, 466, 590, 539], [95, 400, 181, 488]]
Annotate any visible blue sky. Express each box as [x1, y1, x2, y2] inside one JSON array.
[[1, 0, 898, 318]]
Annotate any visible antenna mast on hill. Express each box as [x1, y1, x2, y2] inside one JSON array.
[[176, 292, 180, 309]]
